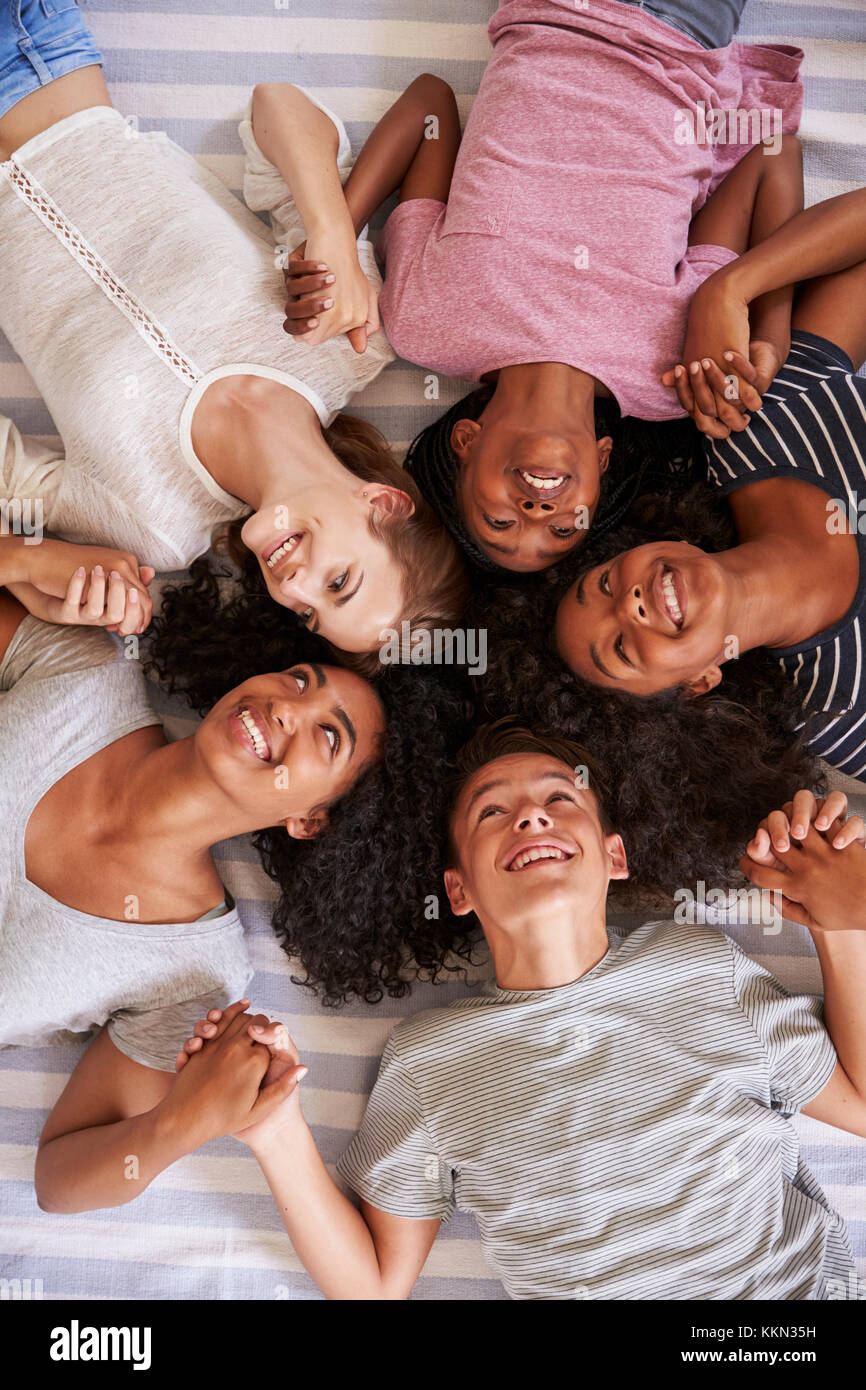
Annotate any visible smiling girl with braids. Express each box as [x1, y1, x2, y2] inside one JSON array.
[[282, 0, 805, 573]]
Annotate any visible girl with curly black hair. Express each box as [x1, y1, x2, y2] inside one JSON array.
[[0, 578, 384, 1213], [147, 553, 478, 1006], [553, 199, 866, 786], [472, 482, 827, 896]]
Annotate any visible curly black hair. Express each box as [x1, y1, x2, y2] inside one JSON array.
[[471, 483, 827, 895], [403, 384, 703, 572], [146, 552, 478, 1006]]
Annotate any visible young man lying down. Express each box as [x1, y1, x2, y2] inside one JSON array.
[[186, 725, 865, 1298]]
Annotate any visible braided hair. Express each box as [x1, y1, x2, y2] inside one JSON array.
[[403, 384, 702, 572]]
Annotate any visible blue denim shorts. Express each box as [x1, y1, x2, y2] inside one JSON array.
[[619, 0, 748, 50], [0, 1, 102, 120]]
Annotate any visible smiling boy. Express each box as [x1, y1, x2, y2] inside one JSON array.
[[184, 722, 866, 1300]]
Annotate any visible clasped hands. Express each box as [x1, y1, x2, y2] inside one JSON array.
[[163, 998, 307, 1153], [740, 789, 866, 934], [281, 232, 379, 354], [661, 278, 781, 439]]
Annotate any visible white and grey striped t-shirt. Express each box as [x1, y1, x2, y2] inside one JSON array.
[[707, 333, 866, 781], [337, 919, 853, 1301]]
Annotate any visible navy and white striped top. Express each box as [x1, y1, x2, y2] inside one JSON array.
[[338, 919, 852, 1301], [707, 333, 866, 780]]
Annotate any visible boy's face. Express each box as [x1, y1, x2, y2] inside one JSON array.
[[444, 752, 628, 930]]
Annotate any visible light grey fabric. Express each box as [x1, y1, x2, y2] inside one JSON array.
[[339, 919, 854, 1300], [0, 617, 252, 1071]]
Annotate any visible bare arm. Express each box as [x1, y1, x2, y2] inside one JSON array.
[[688, 135, 804, 370], [695, 184, 866, 382], [179, 1011, 441, 1298], [342, 72, 461, 232], [253, 1119, 440, 1300], [716, 184, 866, 373], [668, 180, 866, 431], [35, 1029, 181, 1213], [717, 185, 866, 319], [0, 536, 38, 589], [739, 796, 866, 1136], [250, 83, 376, 350], [281, 74, 461, 345], [251, 82, 355, 251], [35, 1002, 285, 1213], [801, 930, 866, 1135], [670, 137, 805, 434]]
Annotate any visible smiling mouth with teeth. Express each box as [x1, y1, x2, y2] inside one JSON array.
[[661, 566, 684, 629], [506, 844, 573, 872], [518, 469, 568, 491], [264, 533, 303, 571], [235, 706, 270, 761]]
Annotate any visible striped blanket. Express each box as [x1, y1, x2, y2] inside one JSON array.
[[0, 0, 864, 1302]]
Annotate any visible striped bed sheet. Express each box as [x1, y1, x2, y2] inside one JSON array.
[[0, 0, 864, 1302]]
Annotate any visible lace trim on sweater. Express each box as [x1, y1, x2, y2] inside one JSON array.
[[3, 158, 203, 389]]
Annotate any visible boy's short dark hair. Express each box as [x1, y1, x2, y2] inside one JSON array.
[[446, 718, 614, 866]]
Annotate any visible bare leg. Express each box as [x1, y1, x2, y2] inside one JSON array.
[[0, 65, 111, 160]]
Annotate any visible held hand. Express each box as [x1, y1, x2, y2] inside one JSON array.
[[725, 340, 782, 398], [659, 361, 744, 438], [283, 236, 379, 353], [6, 565, 155, 635], [662, 279, 757, 435], [745, 790, 863, 861], [234, 1019, 307, 1148], [283, 249, 336, 337], [161, 1000, 273, 1148], [175, 1003, 307, 1151], [740, 791, 866, 932], [9, 538, 155, 635]]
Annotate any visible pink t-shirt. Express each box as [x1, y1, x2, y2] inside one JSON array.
[[379, 0, 803, 421]]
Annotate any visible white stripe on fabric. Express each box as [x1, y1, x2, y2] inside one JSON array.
[[802, 643, 822, 708], [0, 1214, 494, 1280], [105, 83, 477, 125], [88, 14, 493, 61], [2, 162, 202, 389]]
